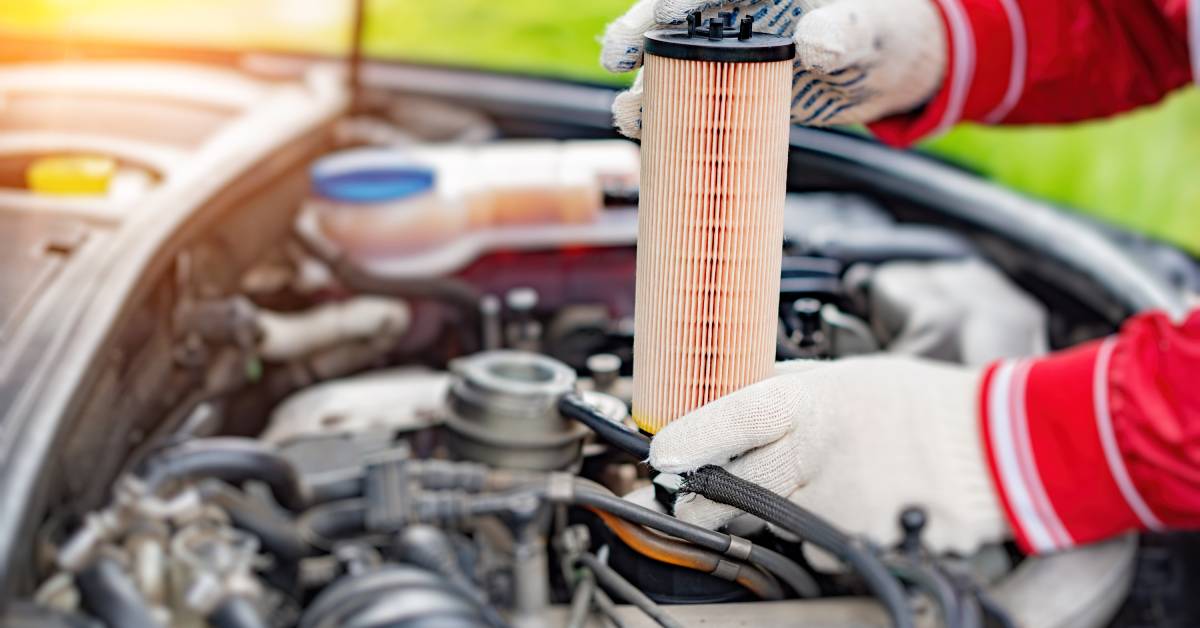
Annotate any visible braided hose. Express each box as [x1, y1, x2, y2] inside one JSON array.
[[683, 465, 914, 628]]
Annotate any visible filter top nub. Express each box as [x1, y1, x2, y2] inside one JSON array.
[[644, 13, 796, 63]]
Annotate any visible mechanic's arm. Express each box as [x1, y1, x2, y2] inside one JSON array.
[[870, 0, 1199, 146], [603, 0, 1198, 146], [650, 310, 1200, 555], [978, 309, 1200, 553]]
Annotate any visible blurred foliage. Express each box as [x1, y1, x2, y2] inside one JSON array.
[[0, 0, 1196, 253], [0, 0, 349, 53], [368, 0, 630, 82], [926, 91, 1200, 254]]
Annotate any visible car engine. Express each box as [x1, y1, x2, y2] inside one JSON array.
[[26, 179, 1137, 628], [3, 60, 1198, 628]]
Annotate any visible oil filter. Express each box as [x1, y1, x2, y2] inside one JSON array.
[[632, 14, 795, 433]]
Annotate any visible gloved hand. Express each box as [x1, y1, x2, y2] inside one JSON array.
[[602, 0, 947, 138], [649, 358, 1009, 555], [858, 259, 1049, 366]]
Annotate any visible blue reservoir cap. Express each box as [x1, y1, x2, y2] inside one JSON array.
[[311, 148, 436, 204]]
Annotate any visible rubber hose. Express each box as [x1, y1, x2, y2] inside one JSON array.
[[198, 481, 314, 562], [559, 401, 828, 598], [776, 322, 811, 361], [958, 592, 983, 628], [577, 553, 685, 628], [299, 566, 487, 628], [683, 465, 914, 628], [568, 487, 819, 598], [299, 492, 541, 549], [570, 490, 726, 552], [294, 226, 481, 350], [558, 394, 651, 460], [305, 456, 540, 504], [920, 564, 985, 628], [208, 596, 267, 628], [566, 566, 598, 628], [75, 557, 161, 628], [297, 232, 481, 313], [977, 590, 1016, 628], [297, 499, 368, 550], [556, 414, 820, 599], [589, 507, 783, 600], [891, 561, 961, 628], [394, 526, 509, 628], [306, 473, 363, 505], [402, 619, 492, 628], [137, 438, 309, 511], [591, 587, 627, 628], [747, 545, 821, 600], [395, 525, 465, 581]]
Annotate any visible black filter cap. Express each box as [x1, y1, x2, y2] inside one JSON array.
[[645, 12, 795, 63]]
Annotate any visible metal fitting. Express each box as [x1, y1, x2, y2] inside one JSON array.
[[170, 522, 261, 616], [444, 351, 587, 471], [586, 353, 622, 393]]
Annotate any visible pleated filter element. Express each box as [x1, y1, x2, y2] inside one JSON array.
[[632, 16, 795, 434]]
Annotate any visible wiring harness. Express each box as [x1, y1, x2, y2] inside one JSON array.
[[56, 389, 1019, 628], [559, 392, 1015, 628]]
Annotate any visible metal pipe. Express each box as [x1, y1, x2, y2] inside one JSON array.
[[512, 516, 551, 620], [577, 552, 685, 628], [565, 566, 598, 628], [567, 486, 818, 599], [589, 507, 783, 600]]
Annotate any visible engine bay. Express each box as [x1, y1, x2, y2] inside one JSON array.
[[2, 59, 1199, 627]]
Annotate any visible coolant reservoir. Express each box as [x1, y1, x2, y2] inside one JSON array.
[[311, 151, 449, 255], [310, 140, 639, 257]]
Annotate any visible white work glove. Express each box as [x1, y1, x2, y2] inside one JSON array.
[[860, 260, 1049, 366], [649, 358, 1009, 556], [602, 0, 947, 138]]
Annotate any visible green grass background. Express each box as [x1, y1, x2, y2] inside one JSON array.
[[3, 0, 1198, 254]]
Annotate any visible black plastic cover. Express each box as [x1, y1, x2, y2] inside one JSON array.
[[645, 13, 795, 63]]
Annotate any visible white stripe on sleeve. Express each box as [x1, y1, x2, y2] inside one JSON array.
[[1009, 360, 1074, 547], [1093, 338, 1166, 530], [984, 0, 1027, 123], [931, 0, 975, 136], [987, 360, 1063, 553]]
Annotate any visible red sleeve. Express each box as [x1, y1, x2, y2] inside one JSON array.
[[868, 0, 1199, 147], [978, 310, 1200, 554]]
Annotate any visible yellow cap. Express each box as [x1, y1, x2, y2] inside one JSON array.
[[26, 155, 116, 196]]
